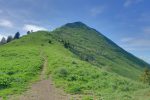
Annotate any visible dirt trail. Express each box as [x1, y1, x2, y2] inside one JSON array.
[[11, 52, 71, 100]]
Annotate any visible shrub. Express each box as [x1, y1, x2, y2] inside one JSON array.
[[0, 75, 11, 89], [48, 40, 52, 44], [67, 75, 78, 81], [119, 85, 130, 92], [56, 67, 68, 77], [41, 44, 44, 46], [140, 68, 150, 84], [72, 61, 77, 64], [67, 84, 82, 94]]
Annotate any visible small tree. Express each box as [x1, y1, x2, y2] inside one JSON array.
[[0, 37, 6, 44], [64, 41, 70, 48], [140, 68, 150, 84], [48, 40, 52, 44], [7, 35, 13, 43], [27, 31, 30, 35], [14, 32, 20, 39]]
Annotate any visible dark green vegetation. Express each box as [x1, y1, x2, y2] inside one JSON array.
[[140, 68, 150, 84], [51, 22, 150, 80], [0, 22, 150, 99], [0, 32, 20, 45]]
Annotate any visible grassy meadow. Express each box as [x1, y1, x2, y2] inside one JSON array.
[[0, 45, 42, 97]]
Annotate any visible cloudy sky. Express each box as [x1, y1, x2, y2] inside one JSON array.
[[0, 0, 150, 63]]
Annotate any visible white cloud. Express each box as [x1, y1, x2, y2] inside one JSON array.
[[124, 0, 143, 7], [122, 38, 150, 47], [121, 37, 134, 42], [120, 37, 150, 63], [120, 37, 150, 51], [23, 24, 48, 32], [0, 19, 13, 28], [90, 6, 106, 16]]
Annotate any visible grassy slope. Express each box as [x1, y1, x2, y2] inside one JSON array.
[[51, 22, 150, 80], [44, 44, 148, 100], [0, 32, 48, 97], [0, 45, 42, 97], [0, 31, 150, 100]]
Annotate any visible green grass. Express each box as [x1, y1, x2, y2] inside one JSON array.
[[0, 23, 150, 100], [0, 45, 42, 97], [43, 43, 149, 100], [51, 22, 150, 80], [0, 32, 49, 97]]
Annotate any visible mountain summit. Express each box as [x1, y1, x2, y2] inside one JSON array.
[[64, 21, 87, 28], [52, 22, 150, 79]]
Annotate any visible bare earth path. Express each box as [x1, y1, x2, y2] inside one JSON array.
[[11, 52, 71, 100]]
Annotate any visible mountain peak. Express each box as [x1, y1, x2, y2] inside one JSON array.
[[64, 21, 87, 28]]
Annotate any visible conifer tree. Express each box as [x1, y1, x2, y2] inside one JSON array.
[[14, 32, 20, 39], [0, 37, 6, 44], [7, 35, 13, 43]]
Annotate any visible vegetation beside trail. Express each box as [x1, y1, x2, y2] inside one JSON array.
[[0, 45, 42, 97], [43, 43, 148, 100], [0, 32, 47, 97]]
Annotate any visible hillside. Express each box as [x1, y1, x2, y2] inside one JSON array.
[[51, 22, 150, 79], [0, 22, 150, 100]]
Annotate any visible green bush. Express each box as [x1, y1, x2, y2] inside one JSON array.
[[0, 74, 11, 89], [67, 84, 82, 94], [56, 67, 68, 77], [67, 74, 78, 81]]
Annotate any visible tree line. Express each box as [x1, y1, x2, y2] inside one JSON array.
[[0, 30, 32, 45]]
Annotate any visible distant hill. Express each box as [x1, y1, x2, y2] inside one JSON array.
[[51, 22, 150, 79]]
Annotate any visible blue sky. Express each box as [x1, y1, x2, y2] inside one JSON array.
[[0, 0, 150, 63]]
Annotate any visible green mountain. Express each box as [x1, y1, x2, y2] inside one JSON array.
[[51, 22, 150, 80], [0, 22, 150, 100]]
